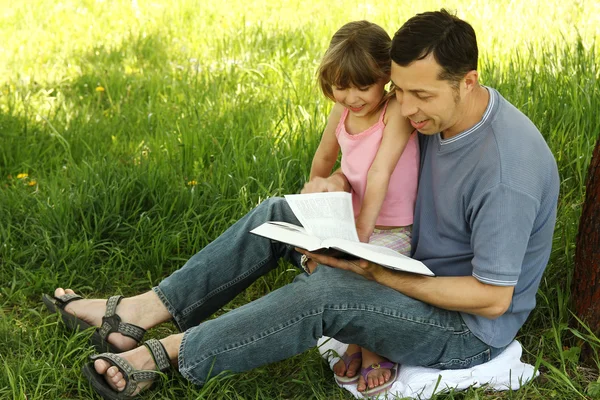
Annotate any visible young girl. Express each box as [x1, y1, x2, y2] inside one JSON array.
[[307, 21, 419, 396]]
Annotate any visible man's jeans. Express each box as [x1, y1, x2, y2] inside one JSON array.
[[154, 198, 502, 386]]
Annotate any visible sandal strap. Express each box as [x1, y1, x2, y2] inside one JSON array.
[[98, 295, 146, 343], [340, 351, 362, 369], [361, 361, 397, 381], [144, 339, 171, 372], [89, 352, 160, 397], [54, 293, 82, 307]]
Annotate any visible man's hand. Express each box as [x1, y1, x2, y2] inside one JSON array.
[[295, 248, 383, 281], [304, 256, 318, 274]]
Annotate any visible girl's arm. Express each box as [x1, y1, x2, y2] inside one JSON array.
[[355, 100, 413, 242], [308, 103, 343, 181]]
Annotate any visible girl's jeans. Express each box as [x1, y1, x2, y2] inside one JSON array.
[[154, 197, 504, 386]]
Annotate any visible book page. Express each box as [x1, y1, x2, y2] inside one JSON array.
[[325, 238, 435, 276], [284, 192, 359, 242]]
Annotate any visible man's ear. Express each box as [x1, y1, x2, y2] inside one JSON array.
[[463, 70, 479, 92]]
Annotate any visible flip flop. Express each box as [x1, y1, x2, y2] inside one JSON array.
[[83, 338, 171, 399], [42, 293, 146, 353], [360, 361, 398, 397], [334, 351, 362, 385]]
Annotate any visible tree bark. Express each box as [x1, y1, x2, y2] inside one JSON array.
[[572, 135, 600, 338]]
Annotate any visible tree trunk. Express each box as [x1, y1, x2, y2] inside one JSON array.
[[572, 136, 600, 338]]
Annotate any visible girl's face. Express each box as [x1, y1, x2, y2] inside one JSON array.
[[331, 79, 388, 118]]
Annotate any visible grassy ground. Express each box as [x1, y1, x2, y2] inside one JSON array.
[[1, 0, 599, 398]]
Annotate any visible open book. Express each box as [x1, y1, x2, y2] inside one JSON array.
[[250, 192, 434, 276]]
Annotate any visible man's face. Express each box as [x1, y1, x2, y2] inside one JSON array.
[[391, 55, 465, 138]]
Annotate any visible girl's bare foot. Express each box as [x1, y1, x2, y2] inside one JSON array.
[[333, 343, 362, 379], [357, 348, 394, 392]]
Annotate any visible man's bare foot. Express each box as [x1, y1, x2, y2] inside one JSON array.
[[93, 345, 158, 395], [357, 349, 394, 392], [53, 288, 149, 352], [333, 343, 362, 379], [88, 335, 181, 397]]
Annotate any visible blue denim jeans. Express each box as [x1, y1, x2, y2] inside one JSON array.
[[154, 198, 504, 386]]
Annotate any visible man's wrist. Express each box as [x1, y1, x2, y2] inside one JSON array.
[[372, 263, 394, 284]]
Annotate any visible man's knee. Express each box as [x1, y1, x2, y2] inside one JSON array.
[[254, 197, 298, 226], [258, 197, 287, 218]]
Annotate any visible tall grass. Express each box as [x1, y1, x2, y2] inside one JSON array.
[[1, 0, 599, 398]]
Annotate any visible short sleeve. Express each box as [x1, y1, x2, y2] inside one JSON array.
[[468, 183, 539, 286]]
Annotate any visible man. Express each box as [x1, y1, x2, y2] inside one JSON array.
[[45, 9, 559, 398]]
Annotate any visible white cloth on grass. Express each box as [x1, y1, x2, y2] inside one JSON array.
[[317, 337, 538, 399]]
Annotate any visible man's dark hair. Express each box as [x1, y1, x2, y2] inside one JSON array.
[[391, 9, 478, 84]]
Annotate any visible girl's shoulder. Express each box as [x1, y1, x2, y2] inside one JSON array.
[[326, 102, 346, 125], [382, 97, 402, 124], [330, 102, 345, 118]]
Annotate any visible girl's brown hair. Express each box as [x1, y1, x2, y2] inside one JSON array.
[[318, 21, 392, 101]]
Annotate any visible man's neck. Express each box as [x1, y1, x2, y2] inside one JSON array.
[[441, 86, 490, 140]]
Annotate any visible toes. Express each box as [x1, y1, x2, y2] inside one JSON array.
[[368, 375, 377, 388], [347, 359, 360, 377], [115, 377, 126, 390], [365, 372, 387, 389], [383, 369, 391, 382], [54, 288, 76, 297], [106, 365, 119, 378], [94, 360, 126, 392], [357, 376, 366, 392], [94, 359, 111, 374], [110, 369, 124, 386], [333, 360, 346, 376]]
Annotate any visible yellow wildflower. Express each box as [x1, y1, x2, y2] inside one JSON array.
[[187, 180, 197, 186], [16, 173, 28, 179], [28, 180, 37, 186], [96, 86, 105, 92]]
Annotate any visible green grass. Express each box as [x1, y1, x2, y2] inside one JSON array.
[[1, 0, 600, 398]]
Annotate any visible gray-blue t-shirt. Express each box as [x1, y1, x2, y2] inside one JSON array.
[[411, 87, 559, 348]]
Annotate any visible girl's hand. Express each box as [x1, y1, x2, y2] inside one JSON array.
[[301, 177, 331, 193], [356, 227, 373, 244], [301, 175, 348, 194]]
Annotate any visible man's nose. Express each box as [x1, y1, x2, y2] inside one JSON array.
[[399, 93, 417, 117]]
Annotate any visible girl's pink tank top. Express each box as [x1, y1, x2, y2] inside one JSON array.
[[335, 101, 419, 226]]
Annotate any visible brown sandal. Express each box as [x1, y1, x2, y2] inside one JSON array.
[[42, 293, 146, 353], [82, 338, 171, 399]]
